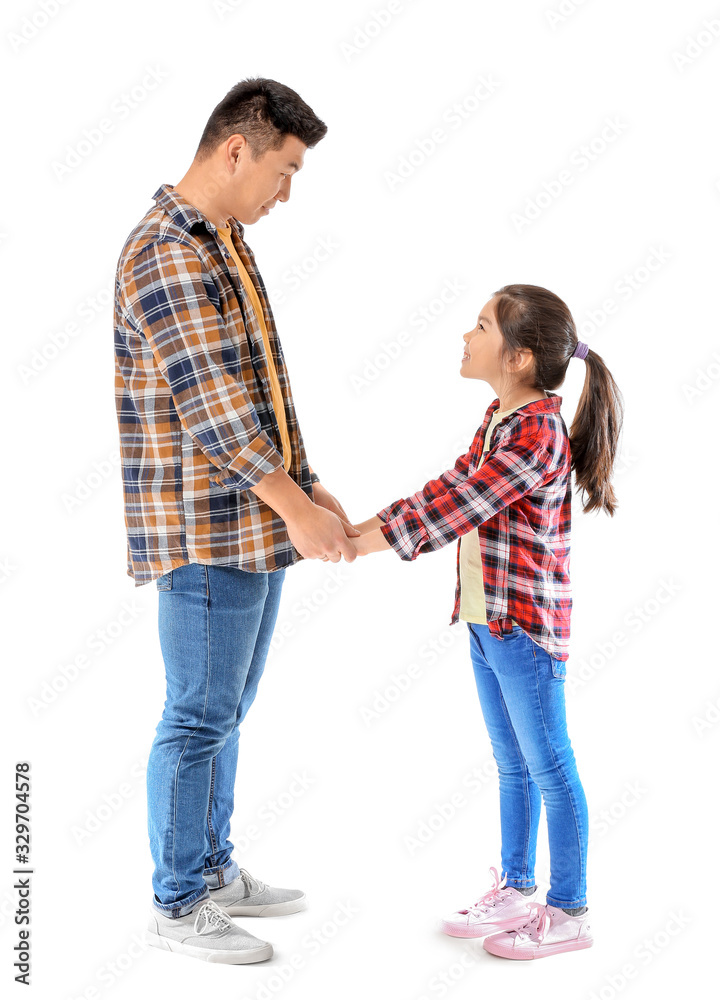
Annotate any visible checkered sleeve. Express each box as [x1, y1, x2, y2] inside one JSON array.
[[376, 446, 475, 523], [379, 421, 561, 560], [120, 239, 284, 491]]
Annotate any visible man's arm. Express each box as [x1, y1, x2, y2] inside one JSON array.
[[120, 240, 283, 490], [250, 466, 358, 562], [120, 241, 357, 562]]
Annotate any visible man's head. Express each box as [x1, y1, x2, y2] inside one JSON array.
[[177, 77, 327, 226]]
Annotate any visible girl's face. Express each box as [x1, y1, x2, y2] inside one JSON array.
[[460, 296, 505, 382]]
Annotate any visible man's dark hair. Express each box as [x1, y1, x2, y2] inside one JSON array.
[[195, 77, 327, 161]]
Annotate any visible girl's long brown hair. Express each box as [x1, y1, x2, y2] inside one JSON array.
[[492, 284, 624, 516]]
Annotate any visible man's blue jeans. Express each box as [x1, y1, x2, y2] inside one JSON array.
[[467, 622, 588, 909], [148, 562, 286, 917]]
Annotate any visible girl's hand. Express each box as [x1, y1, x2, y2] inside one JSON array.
[[353, 515, 384, 535], [353, 527, 392, 556]]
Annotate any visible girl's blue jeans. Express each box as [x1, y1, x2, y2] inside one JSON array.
[[467, 622, 588, 908], [148, 562, 286, 917]]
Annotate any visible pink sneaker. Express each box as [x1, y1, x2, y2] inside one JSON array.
[[483, 902, 593, 960], [441, 867, 541, 938]]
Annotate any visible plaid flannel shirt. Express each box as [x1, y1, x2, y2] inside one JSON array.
[[376, 394, 573, 661], [113, 183, 312, 585]]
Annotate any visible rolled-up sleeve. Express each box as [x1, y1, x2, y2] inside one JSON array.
[[376, 448, 473, 523], [378, 423, 560, 560], [120, 239, 283, 490]]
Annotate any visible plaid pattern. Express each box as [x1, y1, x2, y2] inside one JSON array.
[[376, 394, 573, 661], [113, 183, 312, 585]]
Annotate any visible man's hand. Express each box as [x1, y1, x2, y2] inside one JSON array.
[[312, 481, 352, 524], [249, 466, 359, 563], [286, 503, 359, 563]]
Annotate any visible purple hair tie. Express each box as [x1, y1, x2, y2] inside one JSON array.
[[572, 340, 589, 360]]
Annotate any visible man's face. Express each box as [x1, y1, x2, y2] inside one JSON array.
[[226, 132, 307, 225]]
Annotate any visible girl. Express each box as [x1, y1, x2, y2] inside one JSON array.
[[352, 283, 623, 961]]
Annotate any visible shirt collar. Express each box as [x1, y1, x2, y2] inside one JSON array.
[[152, 183, 245, 239]]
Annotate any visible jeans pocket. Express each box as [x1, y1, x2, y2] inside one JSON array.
[[156, 571, 173, 591], [551, 657, 566, 679]]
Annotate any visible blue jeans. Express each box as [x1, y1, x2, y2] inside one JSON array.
[[467, 623, 588, 909], [148, 562, 286, 917]]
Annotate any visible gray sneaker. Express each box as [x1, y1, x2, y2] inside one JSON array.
[[208, 868, 306, 916], [145, 898, 273, 964]]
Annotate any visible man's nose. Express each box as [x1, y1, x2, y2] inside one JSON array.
[[276, 177, 291, 202]]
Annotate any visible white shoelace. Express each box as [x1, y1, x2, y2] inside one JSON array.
[[238, 868, 266, 895], [193, 900, 233, 935]]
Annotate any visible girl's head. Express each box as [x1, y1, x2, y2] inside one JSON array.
[[462, 283, 624, 518]]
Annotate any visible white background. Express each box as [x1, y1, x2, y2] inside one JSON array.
[[3, 0, 718, 996]]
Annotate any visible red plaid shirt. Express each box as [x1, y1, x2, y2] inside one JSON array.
[[376, 394, 573, 661]]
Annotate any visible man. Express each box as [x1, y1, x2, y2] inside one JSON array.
[[113, 77, 359, 965]]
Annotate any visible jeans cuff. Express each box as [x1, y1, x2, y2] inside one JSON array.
[[152, 885, 210, 918], [202, 857, 240, 889]]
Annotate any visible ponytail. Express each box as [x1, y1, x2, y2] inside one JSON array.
[[492, 283, 625, 517], [568, 348, 624, 516]]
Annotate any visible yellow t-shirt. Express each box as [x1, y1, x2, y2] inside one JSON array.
[[459, 406, 518, 626], [215, 223, 292, 473]]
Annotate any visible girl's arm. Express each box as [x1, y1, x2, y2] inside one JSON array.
[[354, 527, 391, 555], [354, 515, 383, 534], [380, 416, 566, 562]]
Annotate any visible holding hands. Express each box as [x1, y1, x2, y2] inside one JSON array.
[[305, 490, 391, 564], [250, 466, 390, 564]]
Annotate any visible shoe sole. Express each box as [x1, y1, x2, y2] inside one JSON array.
[[145, 930, 273, 964], [441, 914, 536, 938], [220, 894, 307, 917], [483, 936, 594, 960]]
